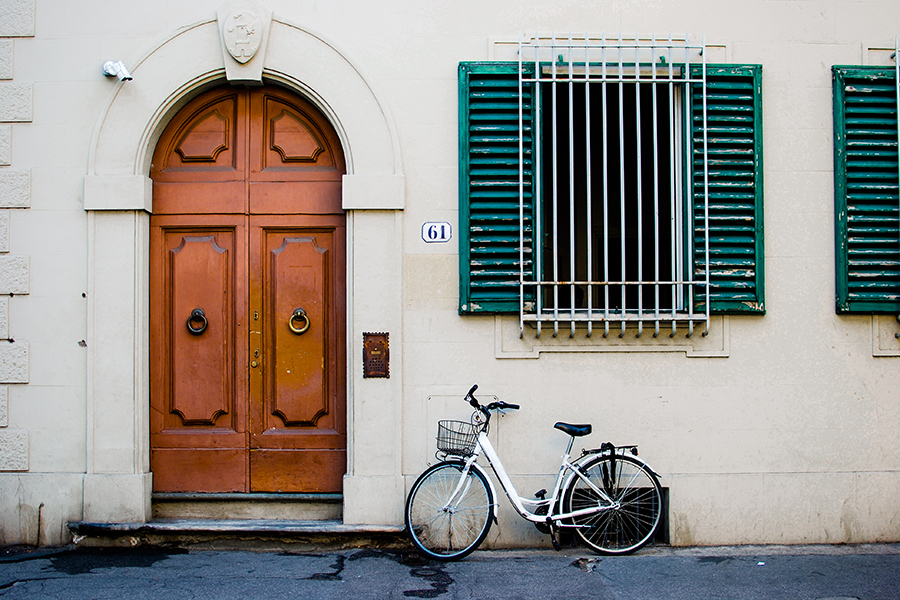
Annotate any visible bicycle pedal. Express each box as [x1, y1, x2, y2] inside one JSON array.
[[534, 488, 546, 499]]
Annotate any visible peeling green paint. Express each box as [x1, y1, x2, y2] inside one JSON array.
[[833, 66, 900, 314]]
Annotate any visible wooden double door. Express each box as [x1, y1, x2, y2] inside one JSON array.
[[149, 85, 346, 493]]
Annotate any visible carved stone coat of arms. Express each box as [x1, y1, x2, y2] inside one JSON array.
[[223, 10, 262, 63]]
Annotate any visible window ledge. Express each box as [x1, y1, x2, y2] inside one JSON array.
[[493, 315, 729, 359]]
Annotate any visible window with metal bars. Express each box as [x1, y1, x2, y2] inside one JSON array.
[[539, 77, 679, 310], [459, 35, 765, 338], [833, 64, 900, 313]]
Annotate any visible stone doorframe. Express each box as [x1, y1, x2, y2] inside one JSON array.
[[82, 5, 405, 525]]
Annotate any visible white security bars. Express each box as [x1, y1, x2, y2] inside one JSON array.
[[517, 34, 709, 338]]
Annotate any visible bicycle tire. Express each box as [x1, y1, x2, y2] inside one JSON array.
[[564, 453, 663, 555], [405, 461, 494, 561]]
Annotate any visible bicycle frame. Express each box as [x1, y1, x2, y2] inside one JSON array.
[[445, 428, 635, 527]]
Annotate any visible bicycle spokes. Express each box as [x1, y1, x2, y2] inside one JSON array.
[[566, 454, 663, 555], [405, 462, 494, 561]]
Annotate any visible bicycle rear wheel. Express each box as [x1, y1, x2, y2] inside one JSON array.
[[565, 453, 662, 555], [405, 461, 494, 561]]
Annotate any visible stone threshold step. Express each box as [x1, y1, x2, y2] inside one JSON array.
[[68, 519, 404, 537]]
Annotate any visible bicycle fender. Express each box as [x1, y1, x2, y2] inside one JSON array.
[[563, 450, 661, 493], [618, 452, 661, 479], [471, 461, 501, 524]]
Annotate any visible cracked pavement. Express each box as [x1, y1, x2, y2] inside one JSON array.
[[1, 544, 899, 599]]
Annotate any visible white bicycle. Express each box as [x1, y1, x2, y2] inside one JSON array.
[[404, 385, 663, 561]]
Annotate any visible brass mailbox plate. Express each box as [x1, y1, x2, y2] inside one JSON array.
[[363, 332, 389, 378]]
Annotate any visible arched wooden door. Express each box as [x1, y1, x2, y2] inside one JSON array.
[[149, 85, 347, 493]]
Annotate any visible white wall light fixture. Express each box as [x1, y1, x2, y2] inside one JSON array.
[[102, 60, 133, 81]]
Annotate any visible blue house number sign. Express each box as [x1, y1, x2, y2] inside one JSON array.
[[421, 222, 452, 243]]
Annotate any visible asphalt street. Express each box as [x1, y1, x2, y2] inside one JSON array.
[[2, 543, 899, 599]]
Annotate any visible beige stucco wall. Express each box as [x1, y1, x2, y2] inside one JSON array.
[[1, 0, 899, 548]]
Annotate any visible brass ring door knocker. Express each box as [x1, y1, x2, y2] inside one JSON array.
[[289, 307, 310, 335], [187, 307, 208, 335]]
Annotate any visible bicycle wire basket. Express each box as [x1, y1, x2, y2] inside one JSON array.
[[436, 420, 479, 457]]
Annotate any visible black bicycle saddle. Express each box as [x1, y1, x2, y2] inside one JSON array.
[[554, 422, 592, 437]]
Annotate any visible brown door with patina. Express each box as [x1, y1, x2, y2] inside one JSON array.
[[149, 85, 346, 493]]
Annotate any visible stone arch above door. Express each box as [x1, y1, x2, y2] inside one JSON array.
[[85, 15, 403, 203], [81, 10, 405, 525]]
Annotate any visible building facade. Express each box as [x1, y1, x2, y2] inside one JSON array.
[[1, 0, 899, 548]]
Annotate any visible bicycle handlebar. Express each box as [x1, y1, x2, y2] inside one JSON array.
[[487, 400, 520, 411], [464, 384, 520, 414]]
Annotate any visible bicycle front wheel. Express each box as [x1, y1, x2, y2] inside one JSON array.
[[565, 453, 662, 555], [405, 461, 494, 561]]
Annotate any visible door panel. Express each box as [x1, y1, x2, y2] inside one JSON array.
[[152, 181, 247, 216], [250, 89, 345, 180], [268, 233, 329, 425], [149, 216, 248, 492], [151, 90, 249, 215], [150, 449, 248, 493], [249, 181, 343, 215], [248, 217, 346, 492], [170, 234, 232, 425], [249, 449, 346, 493]]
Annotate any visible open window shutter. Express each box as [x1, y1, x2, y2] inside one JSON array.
[[459, 62, 535, 314], [833, 66, 900, 314], [691, 65, 765, 314]]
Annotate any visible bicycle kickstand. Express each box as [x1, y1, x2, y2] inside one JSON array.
[[548, 521, 561, 552]]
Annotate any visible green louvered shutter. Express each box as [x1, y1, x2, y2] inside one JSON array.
[[690, 65, 765, 314], [833, 66, 900, 314], [459, 62, 535, 314]]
